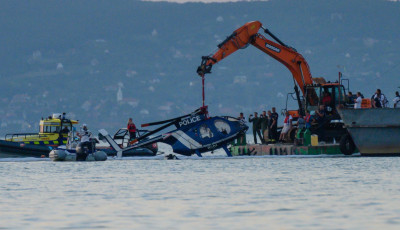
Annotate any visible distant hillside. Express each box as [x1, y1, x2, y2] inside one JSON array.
[[0, 0, 399, 135]]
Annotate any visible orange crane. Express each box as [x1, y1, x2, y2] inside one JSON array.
[[197, 21, 313, 92], [197, 21, 316, 116], [196, 21, 351, 118], [197, 21, 355, 142]]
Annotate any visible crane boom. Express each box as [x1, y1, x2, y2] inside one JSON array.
[[197, 21, 313, 94]]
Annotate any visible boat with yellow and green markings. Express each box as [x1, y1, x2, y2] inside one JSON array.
[[0, 113, 78, 157]]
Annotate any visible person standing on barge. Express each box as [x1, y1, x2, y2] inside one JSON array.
[[249, 112, 262, 144], [393, 91, 400, 108], [270, 107, 279, 143], [260, 111, 268, 144], [236, 113, 247, 145], [354, 92, 363, 109], [279, 111, 292, 142]]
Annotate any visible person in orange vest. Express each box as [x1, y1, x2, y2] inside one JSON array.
[[127, 118, 137, 140], [304, 110, 313, 129]]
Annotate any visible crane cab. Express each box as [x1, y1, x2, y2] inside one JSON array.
[[304, 82, 347, 116], [302, 79, 349, 142]]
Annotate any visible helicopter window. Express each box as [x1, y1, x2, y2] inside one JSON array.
[[199, 124, 213, 139], [214, 120, 231, 135]]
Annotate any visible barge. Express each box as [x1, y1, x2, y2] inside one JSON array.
[[338, 108, 400, 156], [230, 143, 355, 156]]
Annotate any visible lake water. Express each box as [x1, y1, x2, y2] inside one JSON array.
[[1, 145, 400, 229]]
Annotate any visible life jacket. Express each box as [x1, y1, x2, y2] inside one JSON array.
[[128, 123, 136, 133], [305, 115, 311, 123], [284, 115, 292, 124]]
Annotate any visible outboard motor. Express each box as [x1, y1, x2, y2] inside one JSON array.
[[75, 142, 90, 161], [90, 138, 98, 150]]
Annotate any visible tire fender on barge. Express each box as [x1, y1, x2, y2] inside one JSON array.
[[339, 134, 356, 155]]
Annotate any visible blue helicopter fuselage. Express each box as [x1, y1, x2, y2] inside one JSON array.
[[162, 115, 248, 156], [101, 110, 249, 158]]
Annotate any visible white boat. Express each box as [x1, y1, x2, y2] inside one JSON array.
[[49, 129, 107, 161], [49, 143, 107, 161]]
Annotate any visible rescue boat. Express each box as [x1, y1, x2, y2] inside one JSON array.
[[0, 113, 78, 157]]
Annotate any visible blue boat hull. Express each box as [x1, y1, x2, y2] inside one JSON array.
[[0, 140, 52, 157]]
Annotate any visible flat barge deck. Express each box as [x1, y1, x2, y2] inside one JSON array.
[[230, 143, 354, 156]]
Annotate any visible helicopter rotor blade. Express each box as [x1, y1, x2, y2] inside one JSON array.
[[141, 108, 202, 127], [131, 119, 177, 145], [141, 115, 187, 127]]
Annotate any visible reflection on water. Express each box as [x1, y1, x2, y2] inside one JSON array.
[[1, 148, 400, 229]]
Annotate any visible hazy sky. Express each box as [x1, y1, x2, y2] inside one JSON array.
[[142, 0, 397, 2], [143, 0, 268, 3]]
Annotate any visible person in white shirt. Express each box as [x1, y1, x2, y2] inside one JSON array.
[[393, 91, 400, 108], [77, 124, 93, 152], [354, 92, 362, 109], [79, 125, 91, 142], [279, 111, 292, 142]]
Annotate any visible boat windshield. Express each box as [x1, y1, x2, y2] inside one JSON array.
[[40, 125, 62, 133]]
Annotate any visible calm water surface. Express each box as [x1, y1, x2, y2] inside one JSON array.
[[1, 151, 400, 229]]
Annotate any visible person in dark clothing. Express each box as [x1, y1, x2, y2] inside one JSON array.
[[315, 105, 326, 141], [270, 107, 279, 142], [259, 111, 268, 144], [347, 92, 356, 106], [61, 126, 70, 134], [372, 89, 387, 108], [267, 110, 273, 141], [127, 118, 137, 140], [315, 105, 326, 123], [248, 112, 262, 144], [236, 112, 247, 145], [238, 112, 245, 123]]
